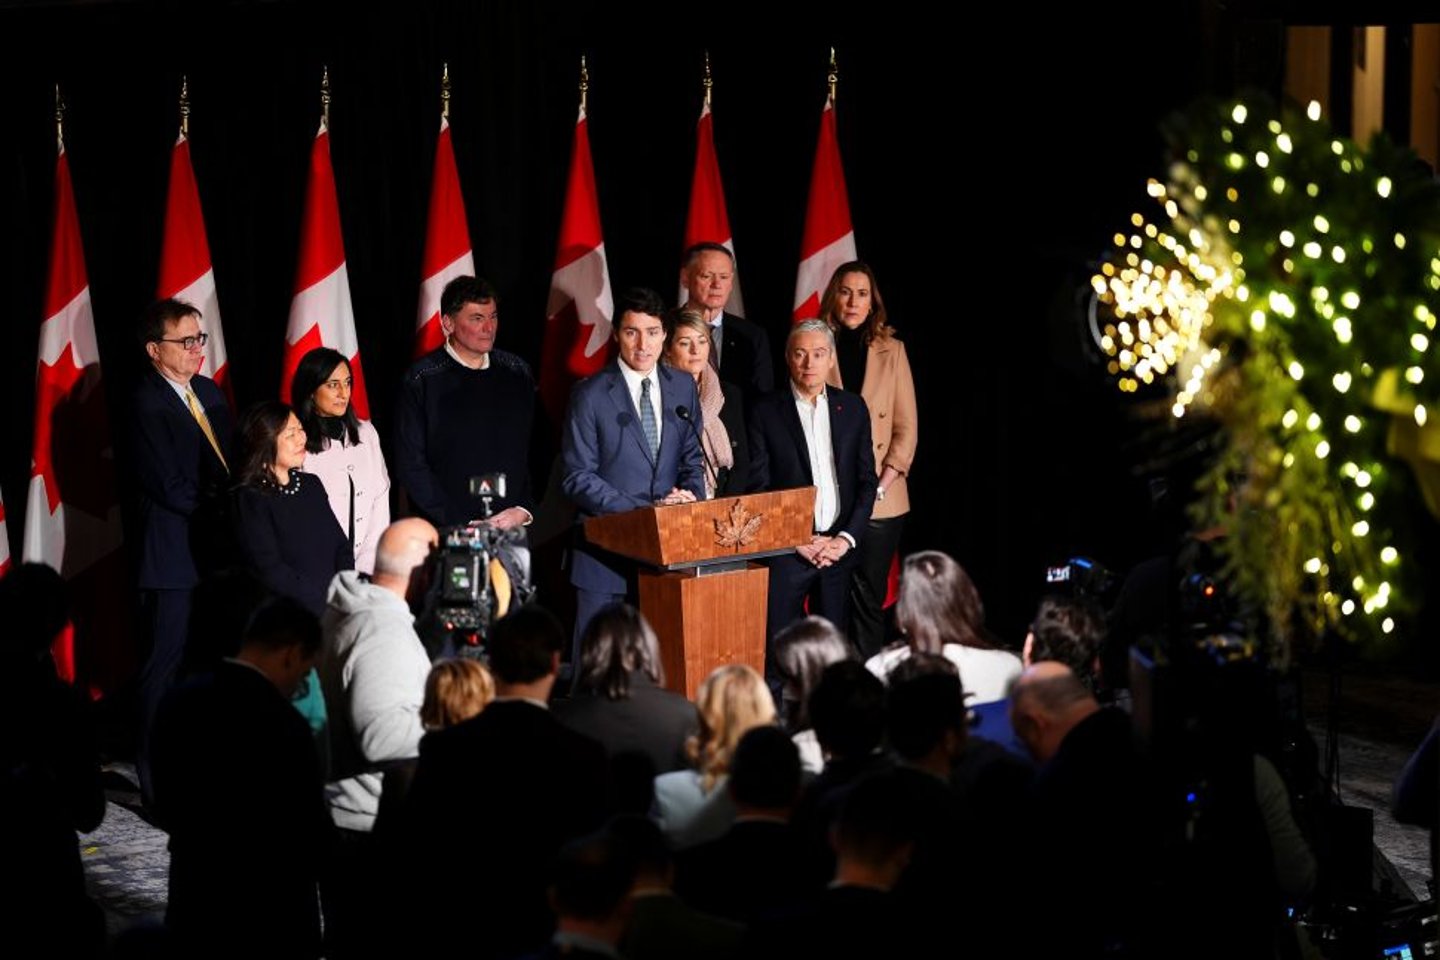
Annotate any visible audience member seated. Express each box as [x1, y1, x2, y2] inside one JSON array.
[[676, 726, 810, 923], [971, 594, 1107, 758], [402, 605, 611, 957], [652, 663, 775, 849], [865, 550, 1020, 703], [608, 816, 742, 960], [771, 616, 853, 773], [0, 564, 105, 958], [554, 603, 699, 813], [790, 660, 891, 885], [535, 832, 639, 960], [150, 596, 333, 960], [1009, 662, 1162, 957], [743, 771, 918, 958], [372, 657, 495, 839]]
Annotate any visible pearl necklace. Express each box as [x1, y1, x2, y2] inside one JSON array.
[[259, 467, 303, 496]]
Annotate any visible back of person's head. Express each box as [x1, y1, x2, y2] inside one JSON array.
[[1008, 662, 1100, 763], [550, 832, 639, 923], [809, 661, 886, 760], [728, 725, 802, 811], [241, 595, 322, 659], [688, 664, 776, 789], [0, 563, 69, 661], [185, 568, 268, 674], [605, 814, 672, 886], [421, 658, 495, 730], [886, 654, 967, 762], [896, 550, 987, 653], [1028, 595, 1107, 691], [440, 275, 497, 317], [772, 616, 852, 731], [578, 602, 664, 700], [834, 771, 917, 876], [486, 604, 564, 685]]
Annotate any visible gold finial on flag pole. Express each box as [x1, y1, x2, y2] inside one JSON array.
[[441, 62, 451, 120], [828, 47, 838, 104], [321, 65, 331, 129], [579, 55, 589, 114], [703, 50, 713, 109], [179, 75, 191, 138]]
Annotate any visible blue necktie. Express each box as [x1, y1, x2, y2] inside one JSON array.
[[640, 377, 659, 460]]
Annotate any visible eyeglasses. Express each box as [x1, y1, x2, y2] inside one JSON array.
[[280, 426, 307, 440], [321, 378, 354, 391], [156, 332, 210, 350]]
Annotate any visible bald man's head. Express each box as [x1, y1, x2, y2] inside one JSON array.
[[1009, 661, 1100, 763], [373, 519, 439, 597]]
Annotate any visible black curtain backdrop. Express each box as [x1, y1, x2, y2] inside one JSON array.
[[0, 1, 1223, 642]]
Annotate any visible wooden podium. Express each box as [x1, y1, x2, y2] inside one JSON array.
[[583, 488, 815, 699]]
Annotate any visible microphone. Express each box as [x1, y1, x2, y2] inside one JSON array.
[[675, 405, 717, 493]]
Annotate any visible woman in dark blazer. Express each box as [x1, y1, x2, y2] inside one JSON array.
[[552, 603, 697, 813], [232, 401, 353, 618], [662, 308, 750, 497]]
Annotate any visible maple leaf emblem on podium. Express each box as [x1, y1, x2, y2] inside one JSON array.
[[714, 500, 763, 551]]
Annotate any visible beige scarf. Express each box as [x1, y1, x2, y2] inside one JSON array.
[[696, 367, 734, 497]]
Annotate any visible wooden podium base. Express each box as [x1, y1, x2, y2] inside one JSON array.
[[638, 563, 770, 700]]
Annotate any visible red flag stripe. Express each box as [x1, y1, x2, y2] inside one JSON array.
[[797, 100, 854, 261], [552, 110, 606, 271], [292, 124, 348, 291]]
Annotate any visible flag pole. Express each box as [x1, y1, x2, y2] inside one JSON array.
[[441, 62, 451, 120], [320, 65, 331, 129], [55, 84, 65, 154], [828, 47, 838, 105], [703, 50, 712, 109], [178, 75, 190, 139], [579, 55, 588, 114]]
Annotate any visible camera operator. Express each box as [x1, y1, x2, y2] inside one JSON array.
[[317, 518, 439, 957]]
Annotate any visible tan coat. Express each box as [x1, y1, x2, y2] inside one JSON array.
[[827, 333, 917, 519]]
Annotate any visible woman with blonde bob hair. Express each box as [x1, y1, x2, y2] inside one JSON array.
[[865, 550, 1021, 704], [652, 663, 775, 848], [420, 659, 496, 731]]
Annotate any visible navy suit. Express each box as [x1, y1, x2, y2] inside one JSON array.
[[747, 385, 877, 661], [710, 311, 774, 403], [561, 362, 705, 646], [131, 367, 234, 803]]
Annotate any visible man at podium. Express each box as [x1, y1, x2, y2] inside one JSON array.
[[561, 287, 707, 660]]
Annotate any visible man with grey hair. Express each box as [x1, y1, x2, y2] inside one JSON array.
[[748, 319, 876, 677]]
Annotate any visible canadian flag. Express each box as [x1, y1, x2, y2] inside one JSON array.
[[158, 131, 232, 402], [24, 141, 130, 692], [679, 100, 745, 316], [540, 104, 613, 424], [0, 488, 11, 577], [415, 115, 474, 357], [281, 121, 369, 418], [793, 94, 856, 322]]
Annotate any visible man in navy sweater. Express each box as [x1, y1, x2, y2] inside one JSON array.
[[394, 276, 536, 532]]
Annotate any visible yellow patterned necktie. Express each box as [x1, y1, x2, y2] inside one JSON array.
[[185, 387, 228, 472]]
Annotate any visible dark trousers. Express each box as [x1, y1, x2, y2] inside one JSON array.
[[765, 551, 855, 694], [137, 588, 192, 806], [848, 515, 906, 659], [323, 826, 377, 959]]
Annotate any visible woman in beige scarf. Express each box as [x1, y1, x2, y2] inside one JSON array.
[[662, 308, 749, 498]]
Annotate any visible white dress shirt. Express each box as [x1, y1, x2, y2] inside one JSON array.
[[618, 360, 662, 450], [793, 384, 841, 534]]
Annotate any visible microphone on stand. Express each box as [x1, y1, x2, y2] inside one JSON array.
[[675, 405, 718, 494]]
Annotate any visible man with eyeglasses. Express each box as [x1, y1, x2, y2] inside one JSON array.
[[131, 297, 235, 806]]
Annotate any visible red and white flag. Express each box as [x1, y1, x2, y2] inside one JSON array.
[[679, 100, 745, 316], [415, 115, 475, 357], [793, 94, 856, 322], [24, 141, 129, 692], [540, 104, 613, 424], [282, 121, 370, 417], [158, 131, 233, 402], [0, 488, 11, 577]]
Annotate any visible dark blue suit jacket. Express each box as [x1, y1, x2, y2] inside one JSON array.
[[561, 361, 706, 593], [132, 368, 234, 590], [746, 385, 878, 545]]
